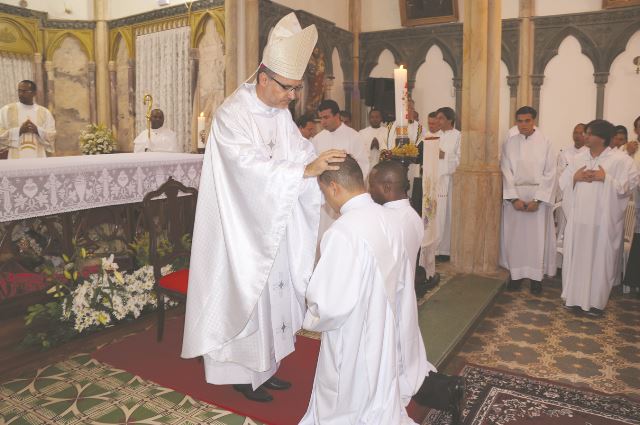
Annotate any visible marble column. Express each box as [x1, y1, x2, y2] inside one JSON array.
[[88, 62, 97, 124], [531, 74, 544, 113], [94, 0, 111, 126], [594, 72, 609, 120], [517, 0, 534, 107], [350, 0, 361, 128], [225, 0, 238, 96], [451, 0, 503, 273], [44, 60, 55, 112], [453, 77, 462, 130], [128, 59, 136, 117], [108, 60, 118, 134], [245, 0, 259, 78], [507, 75, 519, 127], [33, 53, 44, 106]]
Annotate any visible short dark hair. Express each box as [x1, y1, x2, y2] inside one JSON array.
[[586, 119, 615, 146], [370, 159, 409, 192], [296, 114, 314, 129], [436, 107, 456, 125], [19, 80, 37, 92], [428, 111, 438, 119], [369, 108, 382, 116], [318, 154, 364, 191], [318, 99, 340, 116], [614, 125, 628, 138], [257, 64, 276, 81], [339, 110, 351, 119], [634, 115, 640, 129], [516, 106, 537, 119]]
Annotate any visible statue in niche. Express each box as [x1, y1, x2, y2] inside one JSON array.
[[305, 46, 325, 115]]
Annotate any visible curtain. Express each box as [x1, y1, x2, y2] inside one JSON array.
[[135, 27, 191, 152], [0, 52, 33, 109]]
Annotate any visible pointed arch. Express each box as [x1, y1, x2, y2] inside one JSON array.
[[191, 8, 224, 49], [605, 22, 640, 72], [109, 28, 133, 61], [45, 30, 94, 61], [361, 43, 403, 80], [534, 26, 601, 74], [411, 37, 458, 80]]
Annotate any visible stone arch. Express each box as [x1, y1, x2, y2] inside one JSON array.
[[605, 21, 640, 72], [0, 17, 38, 55], [501, 40, 518, 77], [46, 32, 93, 62], [361, 43, 403, 81], [411, 37, 458, 80], [110, 30, 133, 61], [192, 9, 225, 49], [534, 26, 601, 75]]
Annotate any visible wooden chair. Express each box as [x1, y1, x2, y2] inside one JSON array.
[[142, 177, 198, 341]]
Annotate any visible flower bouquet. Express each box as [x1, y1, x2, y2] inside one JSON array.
[[79, 124, 117, 155]]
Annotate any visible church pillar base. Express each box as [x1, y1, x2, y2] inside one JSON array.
[[450, 166, 502, 274]]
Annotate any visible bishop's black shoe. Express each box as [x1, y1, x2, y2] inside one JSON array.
[[425, 272, 441, 290], [262, 376, 292, 390], [506, 277, 523, 291], [232, 384, 273, 402], [413, 372, 465, 425]]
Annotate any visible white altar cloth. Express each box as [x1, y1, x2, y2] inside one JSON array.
[[0, 153, 203, 222]]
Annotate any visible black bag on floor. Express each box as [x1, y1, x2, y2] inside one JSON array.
[[413, 372, 465, 424]]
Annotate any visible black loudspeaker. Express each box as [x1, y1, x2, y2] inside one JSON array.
[[365, 77, 395, 122]]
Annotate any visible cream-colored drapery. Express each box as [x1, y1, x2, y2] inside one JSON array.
[[0, 52, 33, 109], [135, 27, 191, 152]]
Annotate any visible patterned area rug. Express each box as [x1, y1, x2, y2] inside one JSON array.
[[425, 365, 640, 425], [0, 354, 259, 424], [452, 278, 640, 399]]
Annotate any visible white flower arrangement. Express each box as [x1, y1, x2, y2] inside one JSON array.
[[79, 123, 117, 155]]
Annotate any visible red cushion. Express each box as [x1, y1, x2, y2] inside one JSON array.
[[158, 269, 189, 294]]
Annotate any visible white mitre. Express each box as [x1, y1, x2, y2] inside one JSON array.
[[262, 12, 318, 80]]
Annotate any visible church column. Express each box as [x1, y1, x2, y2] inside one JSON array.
[[244, 0, 260, 78], [224, 0, 238, 95], [507, 75, 519, 126], [350, 0, 361, 128], [453, 77, 462, 130], [33, 53, 44, 105], [594, 72, 609, 119], [531, 74, 543, 112], [190, 48, 200, 152], [108, 61, 118, 134], [451, 0, 503, 273], [343, 81, 353, 117], [517, 0, 534, 107], [324, 76, 335, 99], [44, 60, 54, 112], [127, 59, 136, 118], [94, 0, 111, 126], [88, 62, 97, 124]]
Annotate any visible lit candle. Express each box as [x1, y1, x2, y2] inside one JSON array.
[[197, 112, 205, 149], [393, 65, 408, 128]]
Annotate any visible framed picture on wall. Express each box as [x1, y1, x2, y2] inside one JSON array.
[[602, 0, 640, 8], [400, 0, 459, 27]]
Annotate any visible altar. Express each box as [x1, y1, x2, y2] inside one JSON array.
[[0, 153, 203, 300]]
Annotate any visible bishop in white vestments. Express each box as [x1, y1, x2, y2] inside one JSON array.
[[434, 107, 461, 258], [181, 13, 345, 403], [301, 156, 417, 424], [132, 109, 181, 153], [560, 119, 639, 316], [368, 160, 437, 407], [500, 106, 557, 294], [0, 80, 56, 159]]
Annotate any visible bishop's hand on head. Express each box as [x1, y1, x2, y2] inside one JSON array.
[[304, 149, 346, 177]]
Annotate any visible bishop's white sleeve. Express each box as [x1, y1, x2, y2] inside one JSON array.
[[304, 227, 362, 332], [533, 139, 557, 204], [501, 141, 518, 200]]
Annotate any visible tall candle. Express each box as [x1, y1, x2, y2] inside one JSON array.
[[393, 65, 407, 128], [197, 112, 205, 149]]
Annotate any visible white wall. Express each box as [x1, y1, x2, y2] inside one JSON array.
[[271, 0, 349, 30], [535, 0, 601, 16], [603, 30, 640, 137], [107, 0, 170, 20], [330, 47, 345, 110], [369, 49, 397, 78], [0, 0, 93, 19], [539, 36, 597, 154], [412, 45, 455, 120]]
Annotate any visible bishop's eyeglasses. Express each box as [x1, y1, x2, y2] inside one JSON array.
[[269, 75, 304, 94]]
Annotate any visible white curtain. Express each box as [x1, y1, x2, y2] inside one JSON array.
[[135, 27, 191, 152], [0, 52, 33, 109]]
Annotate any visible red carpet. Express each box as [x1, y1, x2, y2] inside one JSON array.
[[93, 316, 429, 424]]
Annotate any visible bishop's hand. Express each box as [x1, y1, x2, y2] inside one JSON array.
[[304, 149, 346, 177]]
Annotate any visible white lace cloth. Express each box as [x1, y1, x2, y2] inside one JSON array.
[[0, 153, 203, 222]]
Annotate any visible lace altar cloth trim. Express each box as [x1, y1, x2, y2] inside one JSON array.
[[0, 153, 203, 222]]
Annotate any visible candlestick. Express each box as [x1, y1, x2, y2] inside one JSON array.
[[197, 112, 206, 149]]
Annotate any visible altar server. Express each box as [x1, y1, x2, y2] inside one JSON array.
[[359, 108, 388, 168], [301, 155, 417, 424], [132, 109, 181, 153], [182, 13, 345, 403], [368, 160, 437, 406], [560, 119, 639, 316], [0, 80, 56, 159], [500, 106, 557, 294]]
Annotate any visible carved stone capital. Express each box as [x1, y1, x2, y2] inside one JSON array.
[[593, 71, 609, 85]]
